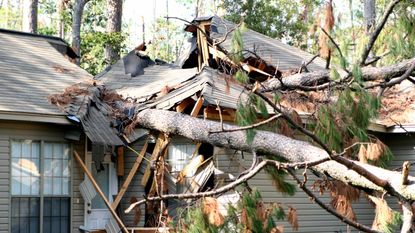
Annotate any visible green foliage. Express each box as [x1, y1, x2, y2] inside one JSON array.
[[222, 0, 322, 49], [175, 189, 288, 233], [231, 27, 244, 63], [236, 92, 270, 143], [380, 211, 402, 233], [235, 70, 250, 84], [314, 87, 380, 153], [80, 32, 126, 75], [264, 155, 296, 196], [147, 17, 189, 62]]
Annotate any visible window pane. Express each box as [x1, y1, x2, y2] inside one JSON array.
[[44, 159, 52, 176], [22, 141, 31, 158], [44, 177, 53, 195], [62, 177, 69, 195], [52, 159, 62, 176], [53, 178, 62, 195], [31, 177, 39, 195], [43, 198, 51, 217], [21, 176, 31, 195], [29, 217, 39, 233], [29, 198, 40, 217], [44, 143, 53, 158], [20, 217, 29, 233], [63, 144, 70, 159], [11, 197, 40, 233], [51, 198, 61, 216], [31, 143, 40, 158], [11, 158, 21, 177], [53, 143, 63, 159], [11, 141, 21, 158], [43, 198, 69, 233], [60, 217, 69, 233], [43, 217, 51, 233], [11, 198, 19, 217], [62, 159, 69, 177], [61, 198, 70, 217], [11, 176, 21, 195]]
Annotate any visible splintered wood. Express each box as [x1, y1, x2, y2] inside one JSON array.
[[141, 134, 170, 187]]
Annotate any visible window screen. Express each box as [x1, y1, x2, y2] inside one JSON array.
[[43, 197, 70, 233], [11, 197, 40, 233]]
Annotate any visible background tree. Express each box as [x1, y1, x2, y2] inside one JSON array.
[[22, 0, 37, 33], [221, 0, 322, 49], [72, 0, 90, 64], [104, 0, 122, 64]]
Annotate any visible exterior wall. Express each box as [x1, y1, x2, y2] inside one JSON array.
[[117, 133, 415, 232], [119, 139, 147, 226], [72, 134, 86, 233], [0, 120, 84, 233], [216, 148, 376, 233]]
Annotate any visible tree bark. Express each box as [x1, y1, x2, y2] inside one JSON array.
[[22, 0, 37, 33], [262, 57, 415, 91], [364, 0, 376, 33], [56, 0, 66, 38], [71, 0, 89, 65], [104, 0, 122, 65], [133, 108, 415, 200]]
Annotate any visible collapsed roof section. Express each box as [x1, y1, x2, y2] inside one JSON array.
[[179, 15, 327, 72], [49, 82, 124, 146]]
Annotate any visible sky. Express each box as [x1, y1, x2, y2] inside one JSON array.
[[122, 0, 213, 48]]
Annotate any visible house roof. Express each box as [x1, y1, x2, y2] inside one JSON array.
[[184, 15, 327, 72], [0, 30, 91, 123], [96, 50, 198, 102]]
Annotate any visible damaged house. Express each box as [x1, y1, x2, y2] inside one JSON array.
[[7, 16, 414, 233], [0, 29, 91, 233]]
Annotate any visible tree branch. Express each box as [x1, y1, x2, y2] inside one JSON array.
[[133, 109, 415, 201], [125, 157, 330, 213], [287, 169, 381, 233], [261, 57, 415, 92], [359, 0, 403, 66], [209, 113, 282, 133]]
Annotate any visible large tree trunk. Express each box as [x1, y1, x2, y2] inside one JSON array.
[[133, 108, 415, 200], [364, 0, 376, 33], [104, 0, 122, 65], [71, 0, 89, 65], [262, 57, 415, 91], [22, 0, 37, 33], [56, 0, 66, 38]]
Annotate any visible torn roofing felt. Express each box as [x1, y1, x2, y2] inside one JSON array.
[[182, 15, 327, 72], [49, 82, 124, 146]]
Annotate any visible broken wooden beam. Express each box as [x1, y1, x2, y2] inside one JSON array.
[[141, 134, 170, 186], [176, 97, 195, 113], [204, 105, 235, 122], [112, 137, 150, 209], [190, 96, 204, 117], [74, 151, 129, 233]]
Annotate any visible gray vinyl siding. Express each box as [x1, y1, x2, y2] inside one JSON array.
[[119, 139, 148, 226], [118, 133, 415, 231], [215, 148, 376, 233], [72, 134, 86, 233], [0, 120, 84, 233]]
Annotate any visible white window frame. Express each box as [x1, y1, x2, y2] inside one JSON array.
[[9, 139, 72, 233]]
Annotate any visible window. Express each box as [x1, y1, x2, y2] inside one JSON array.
[[11, 140, 71, 233], [167, 144, 197, 173]]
